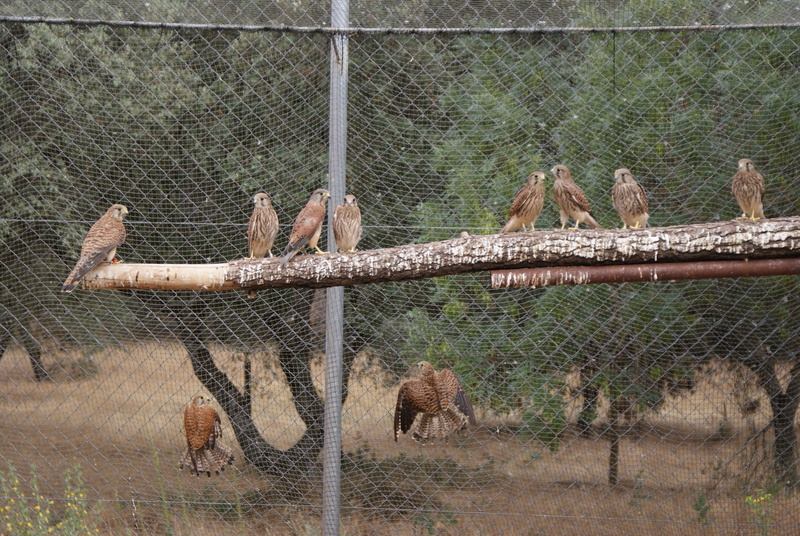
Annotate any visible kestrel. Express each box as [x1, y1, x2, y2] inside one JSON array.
[[394, 361, 476, 444], [179, 395, 235, 477], [333, 194, 362, 252], [61, 204, 128, 292], [246, 192, 279, 298], [732, 158, 765, 221], [612, 168, 649, 229], [551, 165, 602, 230], [280, 189, 330, 265], [500, 171, 547, 233]]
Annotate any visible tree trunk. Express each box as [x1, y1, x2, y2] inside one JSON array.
[[607, 400, 622, 487], [754, 360, 800, 487], [167, 288, 357, 479], [577, 383, 599, 437], [19, 331, 48, 382]]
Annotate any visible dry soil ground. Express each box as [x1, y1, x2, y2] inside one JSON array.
[[1, 341, 799, 535]]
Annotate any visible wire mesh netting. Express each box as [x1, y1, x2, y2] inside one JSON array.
[[1, 0, 800, 534]]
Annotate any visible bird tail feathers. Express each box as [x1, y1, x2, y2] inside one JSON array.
[[179, 444, 235, 477], [412, 407, 470, 443], [585, 214, 602, 229]]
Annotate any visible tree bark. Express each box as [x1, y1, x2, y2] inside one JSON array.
[[79, 217, 800, 292], [607, 400, 622, 487], [752, 360, 800, 487], [164, 288, 358, 480]]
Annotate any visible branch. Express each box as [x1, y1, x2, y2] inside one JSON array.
[[80, 217, 800, 291]]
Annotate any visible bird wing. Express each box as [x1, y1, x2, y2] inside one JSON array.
[[634, 182, 648, 213], [566, 182, 592, 213], [507, 186, 531, 219], [185, 403, 219, 450], [62, 212, 126, 291], [394, 381, 425, 439], [284, 203, 324, 253], [436, 368, 475, 421], [453, 385, 477, 425]]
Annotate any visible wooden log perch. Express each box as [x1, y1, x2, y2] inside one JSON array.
[[80, 216, 800, 292]]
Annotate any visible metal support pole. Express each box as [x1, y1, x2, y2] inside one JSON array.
[[322, 0, 348, 531]]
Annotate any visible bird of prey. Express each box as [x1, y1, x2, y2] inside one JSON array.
[[551, 165, 602, 230], [611, 168, 649, 229], [500, 171, 547, 233], [61, 204, 128, 292], [333, 194, 362, 252], [280, 188, 330, 265], [732, 158, 765, 221], [394, 361, 476, 444], [179, 395, 235, 477], [246, 192, 279, 298]]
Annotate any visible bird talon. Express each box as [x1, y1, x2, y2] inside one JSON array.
[[111, 257, 123, 264]]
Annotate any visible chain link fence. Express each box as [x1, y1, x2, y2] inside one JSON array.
[[1, 0, 800, 534]]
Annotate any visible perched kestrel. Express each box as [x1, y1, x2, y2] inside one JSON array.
[[394, 361, 476, 444], [61, 204, 128, 292], [500, 171, 547, 233], [551, 165, 602, 230], [179, 395, 235, 477], [611, 168, 649, 229], [732, 158, 765, 221], [246, 192, 279, 298], [280, 188, 330, 265], [333, 194, 362, 252]]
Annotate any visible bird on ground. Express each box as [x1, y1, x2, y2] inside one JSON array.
[[61, 204, 128, 292], [394, 361, 476, 444], [280, 188, 330, 265], [551, 165, 602, 230], [246, 192, 279, 298], [179, 395, 235, 477], [333, 194, 362, 252], [732, 158, 765, 221], [611, 168, 649, 229], [500, 171, 547, 233]]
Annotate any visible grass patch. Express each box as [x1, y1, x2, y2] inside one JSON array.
[[340, 445, 497, 520]]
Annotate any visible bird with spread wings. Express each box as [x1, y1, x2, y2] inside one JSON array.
[[179, 395, 235, 477], [61, 204, 128, 292], [394, 361, 476, 444]]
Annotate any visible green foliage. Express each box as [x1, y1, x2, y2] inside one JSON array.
[[745, 489, 774, 536], [0, 463, 98, 536], [519, 376, 567, 453], [692, 491, 711, 526]]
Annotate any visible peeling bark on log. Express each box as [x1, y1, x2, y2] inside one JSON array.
[[492, 258, 800, 288], [80, 217, 800, 292]]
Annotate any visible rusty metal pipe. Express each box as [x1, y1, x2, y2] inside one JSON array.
[[491, 258, 800, 288]]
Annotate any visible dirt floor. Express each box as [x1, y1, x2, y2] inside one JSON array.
[[1, 340, 799, 535]]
